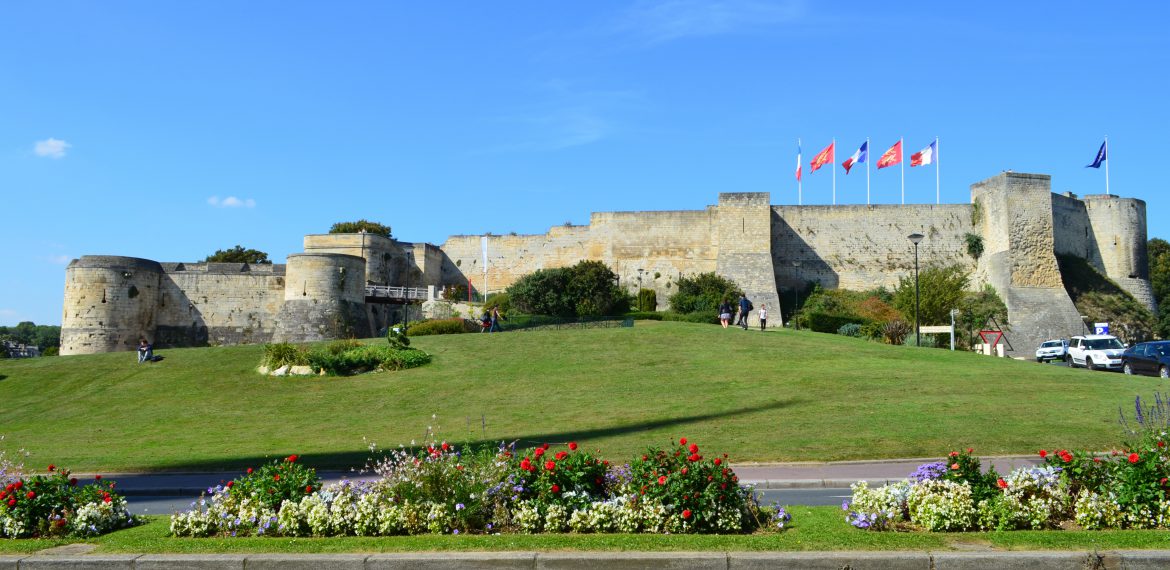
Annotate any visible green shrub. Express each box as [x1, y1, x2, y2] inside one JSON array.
[[329, 219, 391, 237], [625, 311, 664, 321], [261, 343, 309, 368], [669, 273, 742, 315], [325, 339, 363, 355], [965, 233, 984, 260], [484, 292, 512, 315], [442, 284, 469, 302], [892, 264, 969, 329], [837, 323, 863, 337], [637, 289, 658, 312], [408, 318, 476, 336], [387, 327, 410, 349], [883, 320, 912, 345], [806, 312, 869, 334], [307, 345, 431, 376], [507, 261, 629, 317]]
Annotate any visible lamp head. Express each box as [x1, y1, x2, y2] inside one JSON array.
[[908, 233, 924, 245]]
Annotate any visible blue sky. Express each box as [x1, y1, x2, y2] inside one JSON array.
[[2, 1, 1166, 325]]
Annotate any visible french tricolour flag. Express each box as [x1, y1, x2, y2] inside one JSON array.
[[842, 141, 868, 174], [911, 139, 937, 167]]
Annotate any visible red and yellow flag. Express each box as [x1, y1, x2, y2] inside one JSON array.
[[809, 142, 834, 173], [877, 140, 902, 169]]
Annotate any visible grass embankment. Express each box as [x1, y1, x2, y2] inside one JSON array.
[[0, 322, 1162, 472], [3, 511, 1170, 553]]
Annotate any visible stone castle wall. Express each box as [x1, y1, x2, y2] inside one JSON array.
[[60, 171, 1155, 356]]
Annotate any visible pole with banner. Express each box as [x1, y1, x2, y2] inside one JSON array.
[[481, 235, 488, 303]]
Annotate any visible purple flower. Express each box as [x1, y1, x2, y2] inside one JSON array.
[[909, 462, 947, 482]]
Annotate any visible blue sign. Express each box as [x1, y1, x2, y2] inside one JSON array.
[[1094, 322, 1110, 335]]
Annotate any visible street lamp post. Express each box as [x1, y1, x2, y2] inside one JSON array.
[[637, 268, 644, 309], [402, 245, 414, 332], [792, 260, 802, 330], [908, 233, 924, 347]]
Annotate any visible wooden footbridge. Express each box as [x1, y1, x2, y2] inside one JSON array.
[[364, 285, 428, 304]]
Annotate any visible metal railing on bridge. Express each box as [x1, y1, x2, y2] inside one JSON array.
[[365, 285, 428, 302]]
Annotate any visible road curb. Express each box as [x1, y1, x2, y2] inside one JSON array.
[[3, 550, 1170, 569]]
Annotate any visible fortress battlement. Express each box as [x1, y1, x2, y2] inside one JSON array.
[[61, 171, 1154, 357]]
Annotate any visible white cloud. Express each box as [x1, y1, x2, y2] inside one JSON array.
[[207, 196, 256, 208], [34, 138, 71, 159], [612, 0, 804, 44], [47, 254, 72, 265]]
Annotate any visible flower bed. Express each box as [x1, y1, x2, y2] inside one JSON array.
[[0, 465, 136, 538], [170, 439, 786, 537]]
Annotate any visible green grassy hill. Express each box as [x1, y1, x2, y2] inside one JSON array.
[[0, 322, 1159, 472]]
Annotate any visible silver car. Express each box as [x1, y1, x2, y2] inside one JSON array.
[[1035, 339, 1068, 363]]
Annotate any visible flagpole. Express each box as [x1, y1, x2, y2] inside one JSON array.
[[900, 137, 905, 205], [1105, 135, 1110, 195], [935, 136, 940, 205], [798, 137, 802, 206], [866, 137, 871, 205], [832, 138, 837, 205]]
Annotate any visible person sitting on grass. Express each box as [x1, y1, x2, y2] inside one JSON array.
[[137, 339, 153, 363]]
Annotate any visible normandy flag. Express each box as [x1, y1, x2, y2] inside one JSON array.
[[809, 141, 834, 173], [877, 140, 903, 169]]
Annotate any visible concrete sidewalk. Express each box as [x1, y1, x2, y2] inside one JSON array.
[[2, 550, 1169, 569], [84, 456, 1044, 495]]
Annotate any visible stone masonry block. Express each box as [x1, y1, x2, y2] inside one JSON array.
[[135, 554, 246, 570], [537, 552, 726, 570], [241, 554, 367, 570], [367, 552, 537, 570], [931, 551, 1095, 570], [730, 551, 929, 570], [16, 555, 139, 570]]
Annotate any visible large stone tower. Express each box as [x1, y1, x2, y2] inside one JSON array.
[[61, 256, 163, 355], [271, 253, 372, 343]]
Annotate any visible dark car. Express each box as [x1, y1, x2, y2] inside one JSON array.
[[1121, 341, 1170, 378]]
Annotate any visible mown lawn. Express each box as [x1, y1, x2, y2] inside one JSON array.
[[4, 509, 1170, 553], [0, 321, 1162, 473]]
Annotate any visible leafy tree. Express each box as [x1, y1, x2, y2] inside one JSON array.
[[668, 273, 742, 315], [956, 285, 1008, 348], [329, 220, 392, 238], [507, 261, 629, 317], [1150, 238, 1170, 338], [0, 322, 60, 351], [892, 264, 969, 332], [205, 245, 271, 264]]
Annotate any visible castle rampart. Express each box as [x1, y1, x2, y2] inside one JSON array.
[[61, 170, 1155, 358]]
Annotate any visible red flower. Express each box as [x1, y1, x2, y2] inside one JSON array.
[[681, 467, 688, 475], [48, 464, 56, 472], [545, 460, 556, 471], [103, 495, 112, 503], [720, 482, 727, 489], [948, 451, 958, 457], [997, 478, 1007, 489], [306, 485, 313, 493], [441, 442, 450, 451], [3, 484, 11, 492], [287, 454, 298, 463], [679, 437, 687, 445], [682, 509, 692, 519], [641, 455, 648, 461], [658, 475, 667, 485], [226, 481, 234, 488], [542, 443, 550, 450], [551, 484, 560, 493], [534, 448, 545, 458], [967, 448, 973, 454], [688, 443, 699, 454], [1059, 451, 1073, 463], [951, 463, 959, 470], [246, 468, 253, 475], [1129, 453, 1140, 464], [26, 491, 35, 499], [555, 451, 568, 460], [7, 499, 14, 507], [14, 481, 22, 489], [688, 454, 701, 462], [69, 478, 78, 486], [520, 458, 532, 471], [714, 458, 721, 466], [274, 475, 281, 481], [1093, 458, 1101, 463], [1039, 450, 1048, 459], [1161, 478, 1168, 486], [1160, 441, 1166, 448], [568, 442, 578, 451]]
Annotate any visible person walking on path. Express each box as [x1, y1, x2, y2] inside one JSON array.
[[718, 299, 732, 329], [759, 304, 768, 331], [737, 294, 752, 330], [481, 309, 492, 333], [489, 307, 506, 333]]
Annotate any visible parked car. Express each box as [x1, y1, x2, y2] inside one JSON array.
[[1067, 335, 1126, 371], [1035, 339, 1069, 363], [1121, 341, 1170, 378]]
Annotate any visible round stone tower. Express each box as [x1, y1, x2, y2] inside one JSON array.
[[1084, 195, 1157, 312], [61, 256, 163, 355], [272, 253, 372, 342]]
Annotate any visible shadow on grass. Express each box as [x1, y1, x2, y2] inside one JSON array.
[[127, 399, 801, 473]]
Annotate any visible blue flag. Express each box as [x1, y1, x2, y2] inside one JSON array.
[[1086, 141, 1107, 168]]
